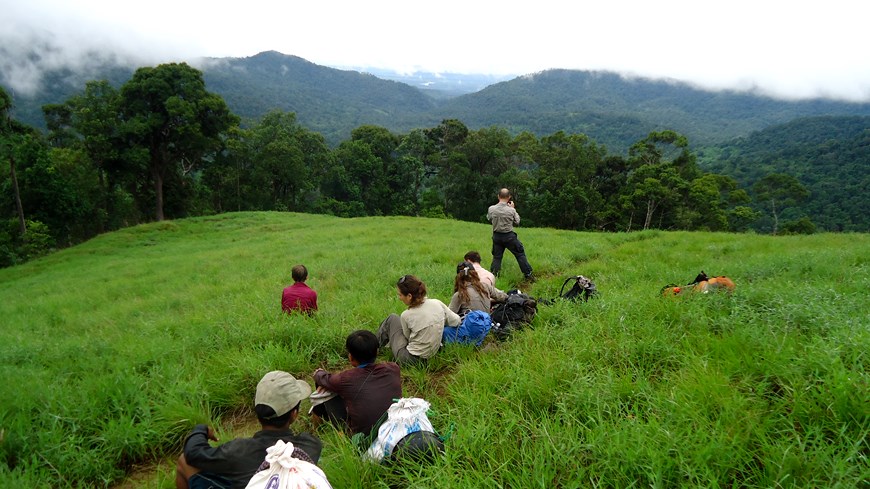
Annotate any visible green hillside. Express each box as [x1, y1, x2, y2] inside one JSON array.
[[1, 213, 866, 487], [201, 51, 441, 144], [436, 70, 870, 153], [698, 116, 870, 232]]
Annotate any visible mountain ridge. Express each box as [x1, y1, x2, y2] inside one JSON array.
[[4, 50, 870, 152]]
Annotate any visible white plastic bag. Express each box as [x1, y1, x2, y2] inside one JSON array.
[[245, 440, 332, 489], [364, 397, 435, 462]]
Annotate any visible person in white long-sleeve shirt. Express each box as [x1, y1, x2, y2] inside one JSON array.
[[377, 274, 460, 365], [464, 250, 496, 287]]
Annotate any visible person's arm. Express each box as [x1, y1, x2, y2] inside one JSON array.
[[313, 369, 346, 394], [281, 289, 290, 313], [488, 284, 508, 303], [512, 207, 521, 225], [313, 369, 330, 388], [443, 302, 461, 327], [182, 424, 230, 473], [447, 292, 461, 314]]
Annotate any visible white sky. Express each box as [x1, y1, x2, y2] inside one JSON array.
[[2, 0, 870, 101]]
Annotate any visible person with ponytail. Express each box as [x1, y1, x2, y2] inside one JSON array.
[[448, 261, 507, 317], [377, 274, 460, 365]]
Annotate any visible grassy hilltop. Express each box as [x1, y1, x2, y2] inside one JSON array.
[[0, 212, 867, 487]]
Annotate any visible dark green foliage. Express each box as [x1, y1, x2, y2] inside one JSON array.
[[525, 131, 607, 229], [0, 219, 55, 266], [700, 116, 870, 232], [2, 94, 102, 247], [319, 124, 420, 217], [118, 62, 239, 221], [203, 110, 329, 213], [753, 173, 810, 235], [2, 61, 869, 268], [780, 216, 816, 235]]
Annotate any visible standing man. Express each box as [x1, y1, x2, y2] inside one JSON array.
[[282, 264, 318, 315], [487, 188, 534, 281]]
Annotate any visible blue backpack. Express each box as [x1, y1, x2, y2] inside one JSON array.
[[442, 310, 492, 346]]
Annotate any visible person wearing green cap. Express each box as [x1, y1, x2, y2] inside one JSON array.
[[175, 371, 322, 489]]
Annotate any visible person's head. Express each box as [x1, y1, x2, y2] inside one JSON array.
[[291, 264, 308, 283], [396, 274, 427, 308], [456, 261, 480, 281], [254, 371, 312, 428], [464, 251, 482, 264], [345, 329, 379, 365], [454, 261, 485, 301], [498, 188, 511, 202]]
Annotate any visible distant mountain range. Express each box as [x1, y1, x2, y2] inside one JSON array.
[[6, 50, 870, 153], [337, 65, 515, 98], [3, 50, 869, 231]]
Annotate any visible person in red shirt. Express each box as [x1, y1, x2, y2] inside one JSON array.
[[281, 264, 318, 315]]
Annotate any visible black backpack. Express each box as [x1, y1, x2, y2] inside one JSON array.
[[560, 275, 597, 302], [490, 291, 537, 340]]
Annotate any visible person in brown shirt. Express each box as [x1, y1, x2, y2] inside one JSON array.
[[312, 330, 402, 437]]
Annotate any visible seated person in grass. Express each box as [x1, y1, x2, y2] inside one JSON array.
[[312, 330, 402, 437], [449, 261, 507, 317], [464, 250, 496, 287], [281, 264, 318, 315], [175, 371, 322, 489], [377, 274, 460, 366]]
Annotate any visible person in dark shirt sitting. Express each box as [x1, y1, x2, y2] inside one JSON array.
[[312, 330, 402, 438], [175, 371, 322, 489], [281, 264, 318, 315]]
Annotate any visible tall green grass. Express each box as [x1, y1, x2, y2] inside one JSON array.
[[0, 212, 867, 487]]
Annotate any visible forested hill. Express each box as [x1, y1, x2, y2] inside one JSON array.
[[200, 51, 441, 144], [435, 70, 870, 153], [699, 116, 870, 232], [6, 50, 870, 151]]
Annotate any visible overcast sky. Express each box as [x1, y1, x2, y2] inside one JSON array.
[[2, 0, 869, 101]]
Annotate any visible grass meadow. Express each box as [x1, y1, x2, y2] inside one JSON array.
[[0, 212, 867, 488]]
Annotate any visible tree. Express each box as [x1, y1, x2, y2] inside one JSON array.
[[624, 132, 695, 230], [726, 206, 758, 232], [780, 216, 816, 235], [528, 131, 606, 230], [395, 129, 436, 216], [684, 174, 741, 231], [1, 87, 27, 235], [118, 63, 238, 221], [622, 166, 686, 230], [233, 110, 330, 211], [44, 80, 122, 232], [753, 173, 809, 235], [591, 156, 630, 231], [441, 126, 514, 222]]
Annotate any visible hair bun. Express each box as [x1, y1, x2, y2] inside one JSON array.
[[457, 261, 475, 275]]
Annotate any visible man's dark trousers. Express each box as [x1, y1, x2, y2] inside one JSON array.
[[491, 231, 532, 277]]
